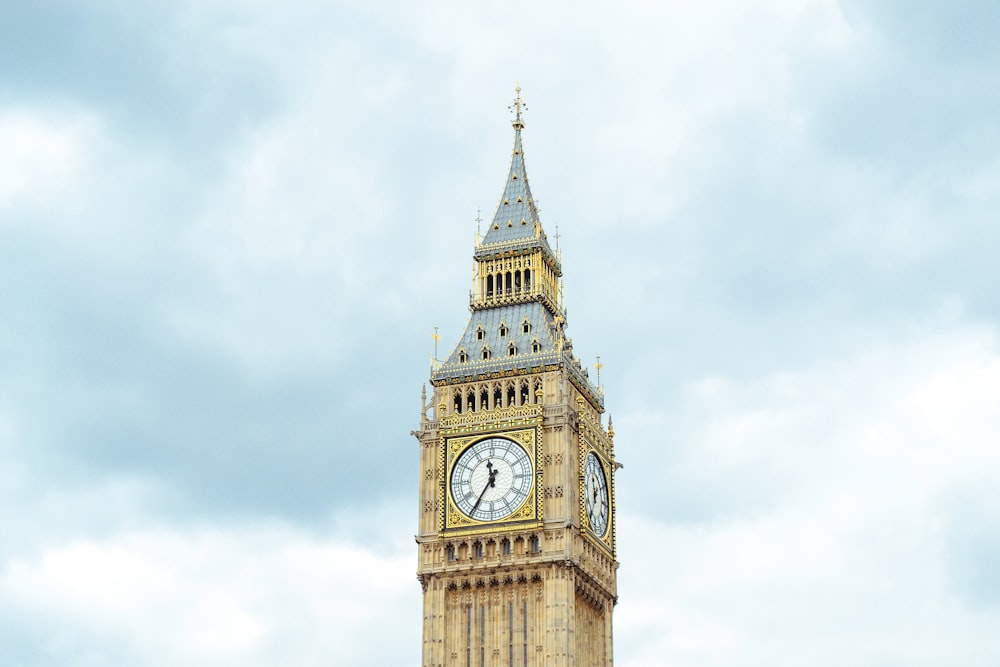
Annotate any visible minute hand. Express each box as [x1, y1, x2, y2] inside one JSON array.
[[470, 462, 498, 514]]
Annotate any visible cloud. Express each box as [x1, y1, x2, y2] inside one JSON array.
[[0, 515, 417, 666], [614, 327, 1000, 664], [0, 110, 100, 209], [1, 0, 999, 664]]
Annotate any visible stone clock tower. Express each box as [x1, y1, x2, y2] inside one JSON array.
[[413, 87, 619, 667]]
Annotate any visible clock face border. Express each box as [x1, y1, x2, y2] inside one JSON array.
[[584, 451, 610, 537], [441, 426, 542, 535], [579, 433, 615, 552], [450, 436, 533, 522]]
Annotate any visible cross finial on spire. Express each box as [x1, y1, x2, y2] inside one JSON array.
[[509, 82, 526, 129]]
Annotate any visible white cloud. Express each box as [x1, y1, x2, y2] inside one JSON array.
[[0, 521, 418, 665], [615, 327, 1000, 665], [0, 110, 99, 210]]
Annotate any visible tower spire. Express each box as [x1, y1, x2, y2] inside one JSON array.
[[480, 82, 547, 250]]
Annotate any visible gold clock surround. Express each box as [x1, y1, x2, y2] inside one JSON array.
[[441, 424, 543, 536], [579, 417, 616, 553]]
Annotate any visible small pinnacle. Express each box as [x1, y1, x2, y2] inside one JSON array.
[[509, 82, 526, 129]]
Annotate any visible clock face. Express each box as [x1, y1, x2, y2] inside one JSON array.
[[451, 437, 533, 522], [584, 452, 610, 537]]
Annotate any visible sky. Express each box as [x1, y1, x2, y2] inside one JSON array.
[[1, 0, 999, 664]]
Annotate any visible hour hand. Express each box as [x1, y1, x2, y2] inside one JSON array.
[[471, 462, 495, 513]]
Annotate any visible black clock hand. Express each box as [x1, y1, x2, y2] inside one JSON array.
[[471, 462, 498, 513]]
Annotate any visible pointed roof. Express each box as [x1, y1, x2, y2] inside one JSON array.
[[478, 85, 555, 259], [430, 301, 603, 410], [481, 125, 542, 246]]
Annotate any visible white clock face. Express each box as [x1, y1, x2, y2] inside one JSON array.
[[584, 452, 610, 537], [451, 437, 533, 522]]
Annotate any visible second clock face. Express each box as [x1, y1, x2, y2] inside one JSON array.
[[584, 452, 610, 537], [451, 437, 533, 522]]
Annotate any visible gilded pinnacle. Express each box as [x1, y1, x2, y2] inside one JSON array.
[[509, 82, 525, 130]]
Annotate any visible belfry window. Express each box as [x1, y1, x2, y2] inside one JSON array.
[[486, 275, 494, 297], [493, 384, 502, 409], [524, 269, 531, 291], [453, 391, 463, 414], [467, 388, 476, 412]]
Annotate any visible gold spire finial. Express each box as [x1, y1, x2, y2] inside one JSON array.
[[509, 82, 526, 129]]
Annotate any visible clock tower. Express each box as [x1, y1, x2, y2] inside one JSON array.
[[414, 86, 619, 667]]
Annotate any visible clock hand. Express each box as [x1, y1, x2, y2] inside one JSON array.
[[470, 462, 499, 513]]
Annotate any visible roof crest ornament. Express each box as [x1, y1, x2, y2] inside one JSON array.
[[509, 82, 526, 130]]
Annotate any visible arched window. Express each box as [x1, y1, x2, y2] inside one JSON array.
[[505, 271, 513, 295], [467, 388, 476, 412], [506, 382, 516, 408], [524, 269, 531, 291], [520, 380, 529, 406], [480, 386, 488, 410], [493, 384, 502, 409], [453, 391, 463, 414], [486, 275, 494, 297], [533, 379, 542, 403]]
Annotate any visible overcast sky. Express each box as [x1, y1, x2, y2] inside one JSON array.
[[2, 1, 999, 665]]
